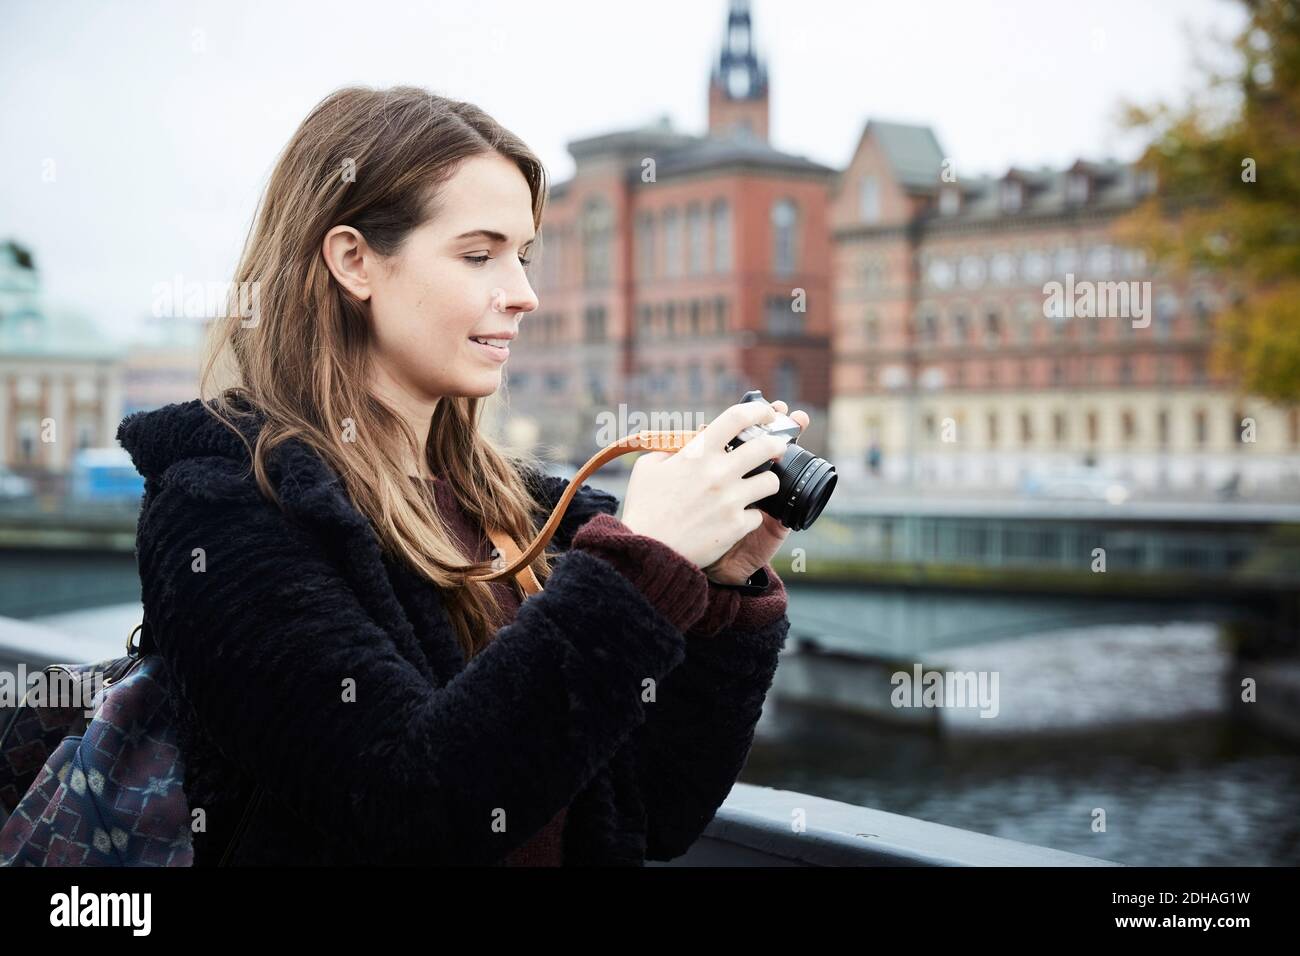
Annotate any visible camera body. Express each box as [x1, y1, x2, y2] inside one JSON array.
[[724, 389, 837, 531]]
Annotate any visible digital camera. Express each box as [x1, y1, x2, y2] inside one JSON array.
[[725, 389, 837, 530]]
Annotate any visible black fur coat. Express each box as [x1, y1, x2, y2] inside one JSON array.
[[115, 398, 788, 865]]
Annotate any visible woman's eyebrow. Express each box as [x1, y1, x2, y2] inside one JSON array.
[[452, 229, 537, 246]]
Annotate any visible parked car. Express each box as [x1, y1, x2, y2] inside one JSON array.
[[0, 467, 34, 499], [70, 447, 145, 502]]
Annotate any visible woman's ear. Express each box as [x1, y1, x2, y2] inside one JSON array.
[[322, 225, 374, 301]]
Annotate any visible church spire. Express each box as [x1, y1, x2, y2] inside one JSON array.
[[707, 0, 770, 142]]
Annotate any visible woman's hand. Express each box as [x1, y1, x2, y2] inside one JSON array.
[[619, 398, 810, 579], [700, 400, 810, 585]]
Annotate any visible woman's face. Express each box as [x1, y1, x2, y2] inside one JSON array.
[[343, 153, 540, 407]]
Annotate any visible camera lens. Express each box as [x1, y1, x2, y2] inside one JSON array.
[[741, 443, 838, 531]]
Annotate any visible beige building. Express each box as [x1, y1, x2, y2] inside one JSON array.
[[830, 122, 1300, 493], [0, 240, 124, 478]]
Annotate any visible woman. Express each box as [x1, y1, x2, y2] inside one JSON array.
[[116, 85, 809, 866]]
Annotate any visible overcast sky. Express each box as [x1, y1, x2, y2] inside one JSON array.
[[1, 0, 1247, 343]]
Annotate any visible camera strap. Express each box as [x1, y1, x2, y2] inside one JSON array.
[[476, 429, 700, 593]]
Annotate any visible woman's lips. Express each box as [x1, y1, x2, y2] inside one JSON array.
[[469, 337, 509, 362]]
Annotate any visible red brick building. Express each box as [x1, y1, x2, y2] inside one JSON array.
[[505, 0, 834, 463]]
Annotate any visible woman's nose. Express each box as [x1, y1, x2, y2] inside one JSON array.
[[491, 282, 538, 315]]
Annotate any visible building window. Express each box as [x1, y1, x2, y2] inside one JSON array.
[[865, 310, 880, 345], [1233, 408, 1247, 444], [771, 199, 799, 276], [1019, 412, 1033, 444], [665, 302, 676, 338], [582, 197, 613, 287], [959, 255, 986, 288], [860, 176, 881, 223], [987, 411, 999, 446], [1053, 412, 1066, 443], [687, 362, 704, 401], [1001, 179, 1023, 213], [774, 359, 799, 403], [714, 362, 730, 397], [1156, 292, 1177, 339], [587, 369, 606, 405], [1157, 409, 1170, 446], [1194, 409, 1208, 445], [663, 207, 682, 278], [765, 295, 804, 336], [1067, 173, 1090, 205], [926, 257, 955, 288], [1193, 290, 1214, 333], [1087, 244, 1115, 276], [917, 310, 939, 344], [1015, 300, 1034, 342], [939, 186, 960, 216], [715, 296, 729, 334], [689, 300, 701, 336], [984, 309, 1001, 346], [1087, 411, 1099, 444], [686, 202, 705, 275], [18, 417, 39, 462], [636, 212, 655, 277], [583, 305, 607, 342], [1119, 358, 1133, 385], [711, 200, 732, 274], [952, 309, 969, 343], [1122, 410, 1136, 442]]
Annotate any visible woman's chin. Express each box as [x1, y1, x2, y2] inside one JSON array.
[[450, 370, 505, 399]]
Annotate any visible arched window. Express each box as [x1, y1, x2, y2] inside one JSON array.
[[662, 207, 681, 278], [686, 202, 705, 275], [771, 199, 798, 276], [711, 199, 732, 274], [582, 197, 613, 287], [635, 212, 655, 277]]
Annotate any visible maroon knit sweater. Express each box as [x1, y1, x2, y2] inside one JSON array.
[[420, 474, 788, 865]]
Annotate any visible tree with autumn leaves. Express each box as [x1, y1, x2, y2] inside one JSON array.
[[1115, 0, 1300, 404]]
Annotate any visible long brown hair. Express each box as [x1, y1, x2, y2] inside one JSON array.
[[197, 85, 553, 661]]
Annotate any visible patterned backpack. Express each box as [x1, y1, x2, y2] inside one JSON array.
[[0, 616, 259, 866]]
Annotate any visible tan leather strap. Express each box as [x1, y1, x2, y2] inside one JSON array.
[[485, 526, 543, 597], [475, 429, 701, 593]]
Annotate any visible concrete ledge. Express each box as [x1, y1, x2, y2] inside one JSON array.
[[652, 782, 1121, 867]]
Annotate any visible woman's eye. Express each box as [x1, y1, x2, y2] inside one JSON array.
[[463, 254, 531, 267]]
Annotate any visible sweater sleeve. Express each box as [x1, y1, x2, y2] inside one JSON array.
[[568, 513, 709, 634], [524, 468, 790, 861], [136, 461, 695, 866], [688, 564, 789, 638]]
